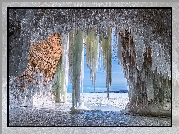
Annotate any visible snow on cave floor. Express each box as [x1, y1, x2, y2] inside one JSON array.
[[67, 93, 129, 111], [9, 93, 171, 126]]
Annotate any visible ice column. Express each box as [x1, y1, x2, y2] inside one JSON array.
[[69, 30, 84, 108], [101, 27, 112, 99], [117, 28, 123, 65], [51, 33, 69, 103], [85, 28, 99, 92], [52, 58, 62, 103], [61, 33, 69, 103], [81, 43, 84, 94]]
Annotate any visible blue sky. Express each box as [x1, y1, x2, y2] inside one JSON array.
[[83, 54, 127, 90], [67, 28, 128, 93], [67, 55, 128, 93]]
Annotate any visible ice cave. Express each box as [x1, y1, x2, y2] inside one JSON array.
[[8, 8, 171, 126]]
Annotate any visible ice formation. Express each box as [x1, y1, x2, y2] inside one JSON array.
[[9, 9, 171, 116], [101, 27, 112, 98], [85, 28, 99, 93], [69, 30, 84, 108], [80, 41, 84, 94], [52, 33, 69, 103]]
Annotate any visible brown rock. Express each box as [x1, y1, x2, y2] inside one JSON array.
[[15, 33, 62, 90]]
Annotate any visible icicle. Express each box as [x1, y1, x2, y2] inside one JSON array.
[[61, 33, 69, 103], [60, 67, 65, 102], [108, 26, 112, 95], [51, 33, 69, 104], [101, 34, 108, 69], [81, 42, 84, 95], [117, 29, 123, 65], [93, 35, 99, 89], [85, 28, 99, 87], [101, 26, 112, 99], [52, 58, 62, 103], [99, 43, 102, 71], [70, 30, 84, 108], [69, 30, 74, 84], [93, 73, 96, 93]]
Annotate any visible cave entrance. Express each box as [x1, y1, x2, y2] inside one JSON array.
[[24, 28, 130, 112], [72, 55, 129, 112], [65, 28, 129, 112]]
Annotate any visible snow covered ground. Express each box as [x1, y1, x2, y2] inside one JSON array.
[[31, 92, 129, 111], [67, 93, 129, 111], [8, 92, 171, 126]]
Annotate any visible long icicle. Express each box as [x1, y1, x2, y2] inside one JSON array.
[[71, 30, 84, 108], [52, 57, 62, 103], [93, 35, 99, 92], [81, 41, 84, 95], [61, 33, 69, 103], [85, 28, 99, 92], [101, 27, 112, 99], [52, 33, 69, 104], [69, 29, 75, 108], [108, 27, 112, 99], [117, 27, 123, 65]]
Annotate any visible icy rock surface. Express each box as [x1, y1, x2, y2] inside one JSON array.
[[9, 74, 55, 108]]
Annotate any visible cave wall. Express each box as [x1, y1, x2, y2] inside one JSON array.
[[119, 30, 171, 116], [9, 9, 28, 76]]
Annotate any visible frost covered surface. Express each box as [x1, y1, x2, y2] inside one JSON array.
[[9, 93, 171, 126], [9, 107, 171, 126], [8, 7, 172, 128], [9, 9, 171, 77], [118, 27, 171, 116], [9, 75, 56, 109], [67, 93, 129, 111]]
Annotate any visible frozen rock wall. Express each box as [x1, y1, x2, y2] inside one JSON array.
[[118, 29, 171, 116], [9, 33, 62, 107]]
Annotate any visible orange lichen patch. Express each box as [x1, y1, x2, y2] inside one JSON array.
[[15, 33, 62, 90]]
